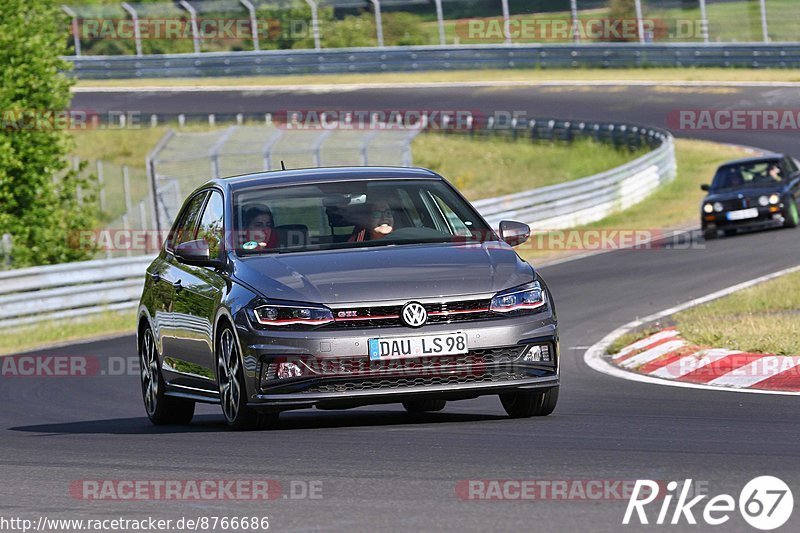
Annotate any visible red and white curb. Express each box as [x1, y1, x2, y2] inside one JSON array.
[[584, 264, 800, 396], [611, 328, 800, 392]]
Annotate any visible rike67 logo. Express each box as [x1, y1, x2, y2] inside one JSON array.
[[623, 477, 793, 530]]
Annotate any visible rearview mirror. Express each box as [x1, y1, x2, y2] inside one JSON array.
[[498, 220, 530, 247], [174, 239, 225, 269], [700, 184, 710, 192]]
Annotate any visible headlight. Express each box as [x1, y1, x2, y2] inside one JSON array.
[[490, 281, 546, 313], [253, 304, 333, 326], [703, 203, 714, 213], [713, 202, 724, 212], [758, 195, 769, 207], [769, 193, 781, 205]]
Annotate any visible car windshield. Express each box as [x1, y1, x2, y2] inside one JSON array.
[[711, 161, 785, 190], [232, 178, 495, 254]]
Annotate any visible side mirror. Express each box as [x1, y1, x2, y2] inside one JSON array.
[[700, 184, 710, 192], [174, 239, 225, 268], [498, 220, 530, 247]]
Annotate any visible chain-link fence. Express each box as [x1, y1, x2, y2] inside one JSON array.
[[62, 0, 798, 57]]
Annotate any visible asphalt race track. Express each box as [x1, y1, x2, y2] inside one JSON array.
[[2, 84, 799, 531]]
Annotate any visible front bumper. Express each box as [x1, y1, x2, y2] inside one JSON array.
[[702, 206, 786, 232], [236, 308, 558, 411]]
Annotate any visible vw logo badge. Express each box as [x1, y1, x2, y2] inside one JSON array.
[[401, 302, 427, 328]]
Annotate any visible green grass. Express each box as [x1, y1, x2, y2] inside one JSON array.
[[73, 68, 800, 89], [517, 138, 752, 263], [673, 271, 800, 356], [412, 133, 647, 201], [0, 311, 136, 356]]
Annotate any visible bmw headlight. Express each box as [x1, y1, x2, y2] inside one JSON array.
[[713, 202, 724, 212], [253, 303, 334, 327], [703, 203, 714, 214], [490, 281, 546, 313], [769, 193, 781, 205]]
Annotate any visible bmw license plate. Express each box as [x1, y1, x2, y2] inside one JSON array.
[[726, 208, 759, 221], [368, 333, 468, 361]]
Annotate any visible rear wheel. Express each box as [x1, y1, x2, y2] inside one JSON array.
[[402, 399, 447, 413], [500, 387, 559, 418], [139, 326, 195, 425], [785, 199, 799, 228], [217, 326, 279, 430]]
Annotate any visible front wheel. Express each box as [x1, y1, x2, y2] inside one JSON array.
[[499, 387, 559, 418], [217, 326, 279, 430], [139, 326, 195, 425], [784, 199, 799, 229]]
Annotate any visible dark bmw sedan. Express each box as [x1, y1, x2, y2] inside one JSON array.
[[137, 167, 559, 430], [701, 154, 800, 239]]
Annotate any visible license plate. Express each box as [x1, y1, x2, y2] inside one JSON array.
[[726, 208, 759, 221], [368, 332, 468, 361]]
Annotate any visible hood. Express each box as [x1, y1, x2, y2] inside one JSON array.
[[232, 242, 534, 304], [704, 185, 784, 202]]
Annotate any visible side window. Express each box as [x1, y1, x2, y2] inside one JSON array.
[[783, 156, 798, 173], [196, 191, 224, 258], [430, 193, 473, 236], [168, 192, 208, 250]]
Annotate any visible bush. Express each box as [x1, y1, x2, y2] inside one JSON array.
[[0, 0, 98, 267]]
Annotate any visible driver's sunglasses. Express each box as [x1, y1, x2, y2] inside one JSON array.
[[250, 219, 273, 228], [371, 209, 393, 219]]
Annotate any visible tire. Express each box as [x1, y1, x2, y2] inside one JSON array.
[[500, 387, 559, 418], [402, 399, 447, 413], [217, 326, 279, 430], [785, 199, 799, 229], [703, 229, 717, 241], [139, 326, 195, 425]]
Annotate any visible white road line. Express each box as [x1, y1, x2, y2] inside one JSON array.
[[583, 264, 800, 396], [708, 356, 800, 388], [618, 340, 686, 369], [71, 80, 800, 94], [649, 349, 737, 380], [614, 329, 677, 359]]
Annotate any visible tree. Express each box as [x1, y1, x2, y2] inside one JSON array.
[[0, 0, 98, 267]]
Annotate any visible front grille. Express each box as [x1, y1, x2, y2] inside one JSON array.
[[327, 298, 494, 329], [721, 198, 755, 211], [295, 346, 525, 377], [300, 368, 530, 394]]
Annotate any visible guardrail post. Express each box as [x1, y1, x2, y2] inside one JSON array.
[[370, 0, 384, 47], [434, 0, 445, 45], [501, 0, 511, 44], [179, 1, 202, 54], [121, 2, 143, 56], [634, 0, 645, 44], [570, 0, 580, 44], [759, 0, 769, 42], [61, 6, 81, 57], [304, 0, 321, 50], [239, 0, 260, 51], [698, 0, 709, 44]]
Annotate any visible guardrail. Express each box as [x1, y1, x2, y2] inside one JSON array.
[[68, 43, 800, 78], [0, 118, 674, 328]]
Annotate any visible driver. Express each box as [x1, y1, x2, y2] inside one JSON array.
[[242, 205, 279, 249], [767, 163, 783, 182], [350, 200, 395, 242]]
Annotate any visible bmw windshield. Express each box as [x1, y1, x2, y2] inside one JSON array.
[[232, 178, 496, 254], [710, 160, 786, 190]]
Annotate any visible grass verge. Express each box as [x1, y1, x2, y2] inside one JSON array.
[[72, 68, 800, 89], [0, 311, 136, 356], [412, 133, 646, 201], [673, 271, 800, 356]]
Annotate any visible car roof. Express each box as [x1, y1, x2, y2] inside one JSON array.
[[716, 153, 785, 168], [207, 166, 441, 191]]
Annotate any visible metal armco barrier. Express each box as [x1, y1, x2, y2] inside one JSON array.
[[68, 43, 800, 78], [0, 120, 675, 328]]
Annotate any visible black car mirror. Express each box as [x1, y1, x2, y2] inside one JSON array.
[[174, 239, 225, 268], [499, 220, 531, 247], [700, 184, 710, 191]]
